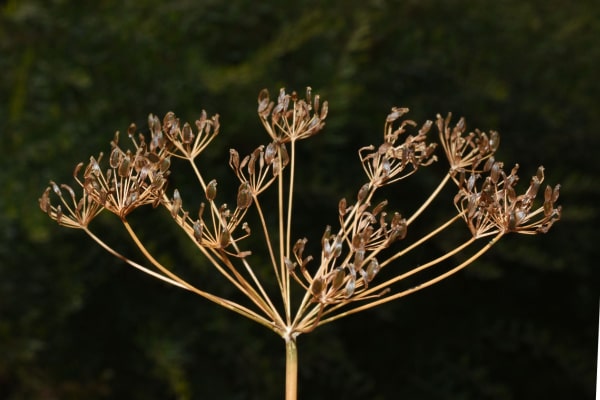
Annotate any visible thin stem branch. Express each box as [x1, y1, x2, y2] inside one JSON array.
[[406, 172, 451, 226], [254, 196, 284, 292], [120, 218, 275, 329], [285, 140, 297, 322], [83, 227, 188, 289]]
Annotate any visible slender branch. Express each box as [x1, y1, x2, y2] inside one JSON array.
[[254, 196, 284, 292], [284, 140, 297, 322], [83, 227, 188, 289], [406, 172, 451, 226], [380, 213, 464, 269], [120, 218, 275, 329], [277, 148, 290, 322]]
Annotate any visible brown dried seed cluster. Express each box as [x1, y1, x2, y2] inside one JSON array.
[[39, 178, 103, 229], [289, 195, 407, 305], [81, 130, 171, 218], [455, 163, 561, 238], [258, 87, 328, 142], [157, 110, 220, 159], [360, 107, 437, 186], [437, 112, 499, 174], [229, 141, 288, 196], [166, 180, 252, 256]]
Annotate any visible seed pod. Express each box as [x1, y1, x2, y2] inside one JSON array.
[[354, 247, 365, 269], [372, 200, 388, 217], [344, 277, 356, 298], [338, 198, 347, 216], [181, 122, 194, 144], [229, 149, 240, 170], [467, 174, 477, 191], [127, 123, 136, 138], [293, 238, 308, 259], [332, 236, 343, 258], [489, 131, 500, 152], [544, 185, 552, 203], [319, 100, 328, 120], [357, 183, 370, 202], [330, 268, 345, 291], [109, 147, 121, 169], [89, 156, 101, 176], [118, 155, 131, 177], [236, 182, 253, 209], [321, 225, 331, 246], [310, 277, 324, 298], [206, 180, 217, 201], [483, 156, 495, 172], [219, 229, 230, 248], [50, 181, 61, 197], [61, 184, 75, 200], [193, 220, 203, 242], [56, 205, 63, 224], [543, 187, 554, 216], [285, 258, 296, 272], [170, 189, 182, 218], [552, 184, 560, 202], [381, 157, 391, 178], [366, 259, 380, 282], [159, 157, 171, 173], [525, 177, 541, 200], [536, 166, 545, 182], [490, 162, 502, 183], [39, 188, 51, 213]]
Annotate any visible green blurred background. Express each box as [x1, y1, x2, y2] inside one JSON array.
[[1, 0, 598, 399]]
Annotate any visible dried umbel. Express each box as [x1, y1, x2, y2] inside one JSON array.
[[455, 163, 562, 238], [40, 87, 561, 400]]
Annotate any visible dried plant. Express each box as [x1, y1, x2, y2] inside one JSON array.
[[40, 87, 561, 399]]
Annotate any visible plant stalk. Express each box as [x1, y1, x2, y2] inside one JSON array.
[[285, 336, 298, 400]]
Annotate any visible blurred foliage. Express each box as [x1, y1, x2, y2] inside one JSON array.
[[1, 0, 598, 398]]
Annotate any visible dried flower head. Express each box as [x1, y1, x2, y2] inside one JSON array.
[[158, 110, 220, 160], [360, 107, 437, 187], [229, 142, 286, 196], [437, 112, 499, 175], [455, 163, 562, 238], [39, 175, 103, 229], [81, 130, 171, 218], [258, 87, 328, 143]]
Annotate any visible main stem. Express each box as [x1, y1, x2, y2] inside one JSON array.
[[285, 337, 298, 400]]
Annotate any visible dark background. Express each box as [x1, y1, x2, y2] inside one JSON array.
[[1, 0, 598, 399]]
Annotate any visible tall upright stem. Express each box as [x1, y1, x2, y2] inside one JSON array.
[[285, 337, 298, 400]]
